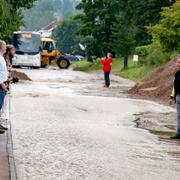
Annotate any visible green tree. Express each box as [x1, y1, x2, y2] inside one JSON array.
[[148, 0, 180, 52], [132, 0, 175, 45], [6, 0, 36, 9], [53, 17, 82, 54], [75, 0, 119, 60], [112, 20, 137, 68], [0, 0, 36, 40], [112, 0, 175, 68], [75, 0, 174, 63], [23, 0, 80, 31]]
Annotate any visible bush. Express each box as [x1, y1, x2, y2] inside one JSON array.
[[145, 49, 169, 66], [169, 51, 180, 60], [72, 59, 102, 71], [135, 45, 151, 56]]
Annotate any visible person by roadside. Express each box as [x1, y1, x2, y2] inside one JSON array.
[[101, 52, 113, 87], [0, 40, 9, 134], [4, 44, 15, 71], [169, 54, 180, 139], [4, 44, 18, 88]]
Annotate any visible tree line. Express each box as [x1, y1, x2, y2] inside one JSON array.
[[0, 0, 79, 39], [22, 0, 80, 31], [0, 0, 36, 41], [0, 0, 179, 67], [54, 0, 179, 67]]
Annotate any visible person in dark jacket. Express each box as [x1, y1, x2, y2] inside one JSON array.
[[170, 54, 180, 139], [101, 53, 113, 87]]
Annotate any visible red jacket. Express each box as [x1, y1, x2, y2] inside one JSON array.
[[101, 57, 112, 72]]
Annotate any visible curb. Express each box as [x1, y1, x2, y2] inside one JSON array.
[[7, 121, 17, 180], [7, 93, 17, 180]]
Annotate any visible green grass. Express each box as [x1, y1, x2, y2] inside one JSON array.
[[120, 64, 155, 82], [72, 57, 157, 82], [72, 60, 102, 71]]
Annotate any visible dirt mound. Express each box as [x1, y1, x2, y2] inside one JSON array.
[[129, 59, 176, 103], [11, 70, 31, 81]]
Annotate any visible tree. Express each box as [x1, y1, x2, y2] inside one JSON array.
[[148, 0, 180, 52], [112, 21, 137, 68], [75, 0, 119, 59], [0, 0, 36, 40], [112, 0, 175, 68], [22, 0, 80, 31], [130, 0, 175, 45], [6, 0, 36, 9], [53, 17, 83, 54]]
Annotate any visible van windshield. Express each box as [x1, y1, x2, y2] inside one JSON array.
[[13, 33, 41, 55]]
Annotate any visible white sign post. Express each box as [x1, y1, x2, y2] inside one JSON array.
[[133, 54, 139, 66]]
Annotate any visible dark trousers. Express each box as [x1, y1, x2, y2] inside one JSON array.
[[104, 72, 110, 87], [176, 95, 180, 134], [0, 90, 5, 110]]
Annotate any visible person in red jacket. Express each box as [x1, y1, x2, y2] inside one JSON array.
[[101, 52, 113, 87]]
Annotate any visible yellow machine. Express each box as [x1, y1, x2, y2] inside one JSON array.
[[41, 37, 70, 69]]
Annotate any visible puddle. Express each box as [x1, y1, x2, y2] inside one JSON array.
[[133, 111, 176, 140], [148, 129, 175, 137]]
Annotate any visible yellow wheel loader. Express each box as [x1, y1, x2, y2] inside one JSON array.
[[41, 37, 70, 69]]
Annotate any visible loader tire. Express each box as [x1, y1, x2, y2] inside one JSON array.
[[57, 57, 70, 69]]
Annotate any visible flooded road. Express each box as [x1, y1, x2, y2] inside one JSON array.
[[10, 68, 180, 180]]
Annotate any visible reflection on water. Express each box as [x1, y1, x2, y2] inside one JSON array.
[[133, 116, 180, 165], [149, 129, 174, 137]]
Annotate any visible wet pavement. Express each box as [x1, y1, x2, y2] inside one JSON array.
[[8, 68, 180, 180], [0, 95, 15, 180]]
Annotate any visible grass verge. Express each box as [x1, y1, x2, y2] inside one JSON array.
[[72, 57, 156, 82]]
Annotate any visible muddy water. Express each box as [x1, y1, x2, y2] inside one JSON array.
[[10, 69, 180, 180]]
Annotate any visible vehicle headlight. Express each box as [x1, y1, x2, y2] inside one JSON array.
[[35, 57, 40, 61]]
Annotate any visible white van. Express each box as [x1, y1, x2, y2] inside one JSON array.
[[12, 31, 41, 68]]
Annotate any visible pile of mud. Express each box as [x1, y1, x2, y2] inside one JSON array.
[[129, 59, 176, 104], [11, 70, 31, 81]]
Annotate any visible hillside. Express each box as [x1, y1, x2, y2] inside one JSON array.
[[22, 0, 80, 31]]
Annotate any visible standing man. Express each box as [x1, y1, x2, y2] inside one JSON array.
[[102, 52, 113, 87], [0, 40, 8, 134], [170, 54, 180, 139]]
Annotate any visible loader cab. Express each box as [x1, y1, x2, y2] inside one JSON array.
[[42, 39, 56, 53]]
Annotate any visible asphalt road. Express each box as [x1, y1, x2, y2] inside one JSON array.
[[10, 68, 180, 180]]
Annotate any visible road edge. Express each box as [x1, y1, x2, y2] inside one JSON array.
[[7, 120, 17, 180], [7, 93, 17, 180]]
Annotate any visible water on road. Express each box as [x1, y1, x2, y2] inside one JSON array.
[[10, 68, 180, 180]]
